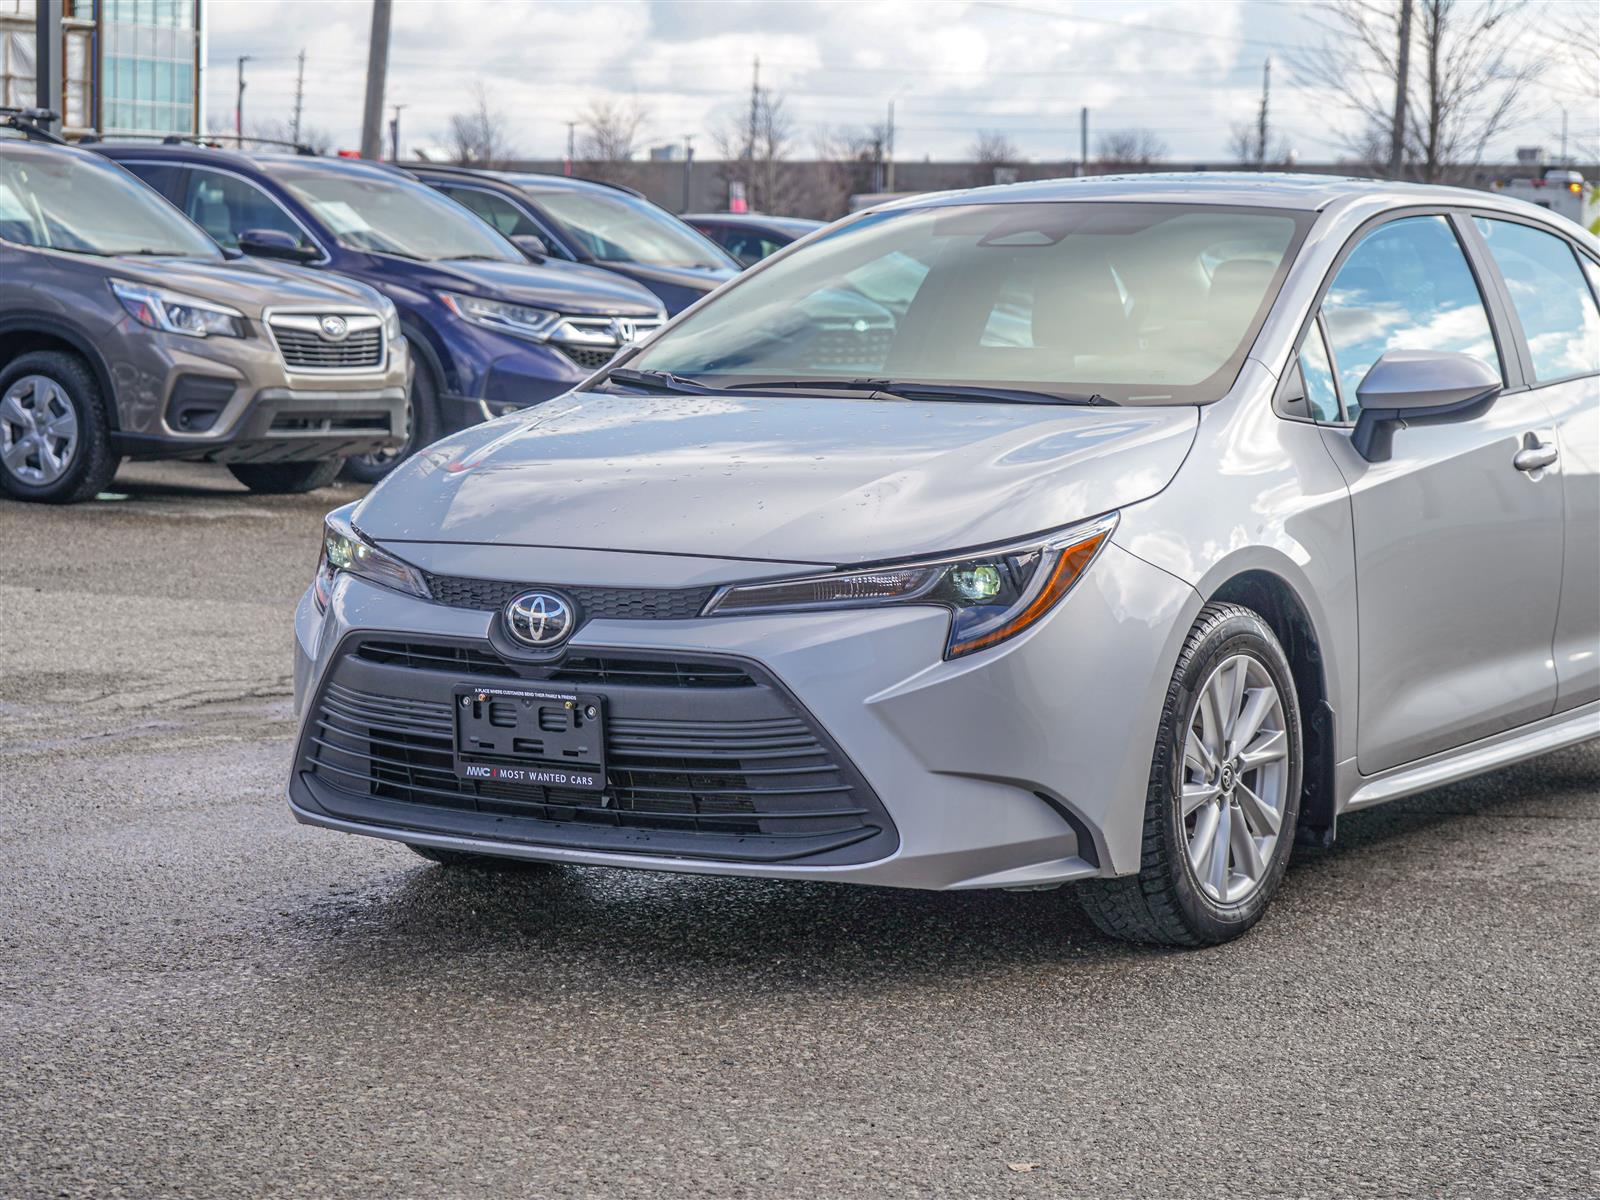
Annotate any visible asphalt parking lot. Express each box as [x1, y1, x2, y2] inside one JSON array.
[[2, 460, 1597, 1199]]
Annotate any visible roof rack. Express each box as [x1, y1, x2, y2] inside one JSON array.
[[0, 106, 67, 146], [75, 131, 318, 155]]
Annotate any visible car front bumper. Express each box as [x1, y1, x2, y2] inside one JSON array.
[[288, 540, 1200, 887]]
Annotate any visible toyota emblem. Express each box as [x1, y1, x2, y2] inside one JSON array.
[[504, 591, 575, 648], [318, 315, 350, 341]]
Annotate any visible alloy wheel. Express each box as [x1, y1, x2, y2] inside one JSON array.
[[1181, 652, 1290, 904], [0, 374, 79, 487]]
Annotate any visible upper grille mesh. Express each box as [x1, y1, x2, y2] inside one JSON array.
[[423, 572, 716, 620], [271, 325, 384, 370]]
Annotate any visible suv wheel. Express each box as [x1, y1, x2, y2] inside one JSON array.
[[226, 459, 344, 494], [343, 342, 439, 483], [0, 351, 120, 504], [1077, 603, 1303, 947]]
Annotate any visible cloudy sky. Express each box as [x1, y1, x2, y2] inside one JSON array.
[[203, 0, 1595, 165]]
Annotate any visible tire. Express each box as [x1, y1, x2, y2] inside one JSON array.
[[343, 342, 439, 484], [227, 459, 344, 494], [407, 844, 558, 872], [0, 350, 120, 504], [1077, 602, 1303, 947]]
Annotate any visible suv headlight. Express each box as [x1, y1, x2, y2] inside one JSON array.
[[110, 279, 245, 339], [313, 509, 427, 611], [378, 296, 401, 342], [705, 513, 1117, 659], [439, 291, 562, 341]]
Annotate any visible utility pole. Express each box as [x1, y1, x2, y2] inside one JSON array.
[[235, 56, 251, 140], [34, 0, 62, 135], [1079, 106, 1088, 177], [359, 0, 392, 161], [747, 54, 760, 162], [565, 122, 576, 175], [1256, 57, 1271, 169], [682, 135, 695, 213], [290, 49, 306, 143], [389, 103, 406, 162], [1387, 0, 1413, 179], [885, 99, 896, 192]]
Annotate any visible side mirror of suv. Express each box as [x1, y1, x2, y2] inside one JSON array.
[[237, 228, 320, 264], [511, 233, 550, 261], [1352, 350, 1501, 462]]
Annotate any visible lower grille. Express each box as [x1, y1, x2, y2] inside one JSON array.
[[296, 639, 895, 864]]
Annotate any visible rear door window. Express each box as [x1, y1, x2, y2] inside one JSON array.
[[1320, 215, 1500, 421], [438, 185, 541, 239], [1473, 216, 1600, 383]]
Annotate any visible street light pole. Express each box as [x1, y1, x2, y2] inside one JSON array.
[[389, 103, 406, 162]]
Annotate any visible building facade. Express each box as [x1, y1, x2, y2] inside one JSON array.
[[0, 0, 202, 139]]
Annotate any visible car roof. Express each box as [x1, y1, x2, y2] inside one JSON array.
[[89, 142, 411, 181], [881, 171, 1553, 215], [406, 163, 646, 198]]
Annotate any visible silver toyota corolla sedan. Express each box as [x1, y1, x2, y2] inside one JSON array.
[[288, 175, 1600, 946]]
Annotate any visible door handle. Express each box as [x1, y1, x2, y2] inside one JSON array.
[[1513, 439, 1559, 473]]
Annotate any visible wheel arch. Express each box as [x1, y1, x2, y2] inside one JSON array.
[[0, 317, 120, 430], [1206, 567, 1339, 847]]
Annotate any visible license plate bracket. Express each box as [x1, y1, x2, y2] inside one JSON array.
[[453, 684, 606, 792]]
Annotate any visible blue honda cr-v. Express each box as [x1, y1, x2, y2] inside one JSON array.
[[92, 145, 666, 479]]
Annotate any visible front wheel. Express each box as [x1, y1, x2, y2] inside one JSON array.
[[1077, 602, 1302, 947], [343, 342, 439, 483], [0, 350, 120, 504], [227, 459, 343, 494]]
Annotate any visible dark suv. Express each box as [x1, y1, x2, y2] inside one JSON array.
[[408, 166, 739, 315], [92, 146, 666, 479]]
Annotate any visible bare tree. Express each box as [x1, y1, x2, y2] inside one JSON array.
[[1227, 119, 1293, 167], [966, 129, 1021, 186], [1095, 127, 1170, 166], [713, 88, 798, 213], [1295, 0, 1543, 182], [577, 99, 649, 164], [447, 83, 516, 168], [800, 123, 890, 219]]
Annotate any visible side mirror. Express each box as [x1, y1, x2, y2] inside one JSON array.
[[511, 233, 549, 261], [237, 228, 319, 264], [1351, 350, 1501, 462]]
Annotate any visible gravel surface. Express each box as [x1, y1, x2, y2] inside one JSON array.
[[3, 462, 1597, 1199]]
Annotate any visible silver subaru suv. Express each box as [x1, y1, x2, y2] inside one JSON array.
[[0, 135, 408, 503], [288, 174, 1599, 946]]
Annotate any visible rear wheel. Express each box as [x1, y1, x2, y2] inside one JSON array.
[[227, 459, 343, 494], [0, 350, 120, 504], [1077, 603, 1302, 947], [407, 844, 559, 872], [343, 341, 439, 483]]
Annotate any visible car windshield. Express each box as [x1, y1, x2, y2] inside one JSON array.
[[626, 201, 1310, 405], [277, 168, 521, 262], [522, 183, 733, 270], [0, 150, 219, 258]]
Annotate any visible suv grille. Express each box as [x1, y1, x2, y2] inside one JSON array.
[[423, 572, 715, 620], [269, 314, 385, 371], [295, 639, 895, 864], [558, 346, 618, 371]]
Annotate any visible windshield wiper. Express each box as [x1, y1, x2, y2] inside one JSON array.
[[445, 254, 506, 262], [603, 367, 721, 395], [733, 379, 1117, 406]]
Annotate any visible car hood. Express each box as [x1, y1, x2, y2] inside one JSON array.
[[374, 254, 663, 317], [597, 261, 737, 302], [356, 391, 1198, 566], [103, 255, 380, 314]]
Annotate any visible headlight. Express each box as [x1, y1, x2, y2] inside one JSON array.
[[378, 296, 401, 342], [110, 279, 244, 338], [705, 513, 1117, 659], [439, 291, 561, 341], [313, 509, 428, 611]]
